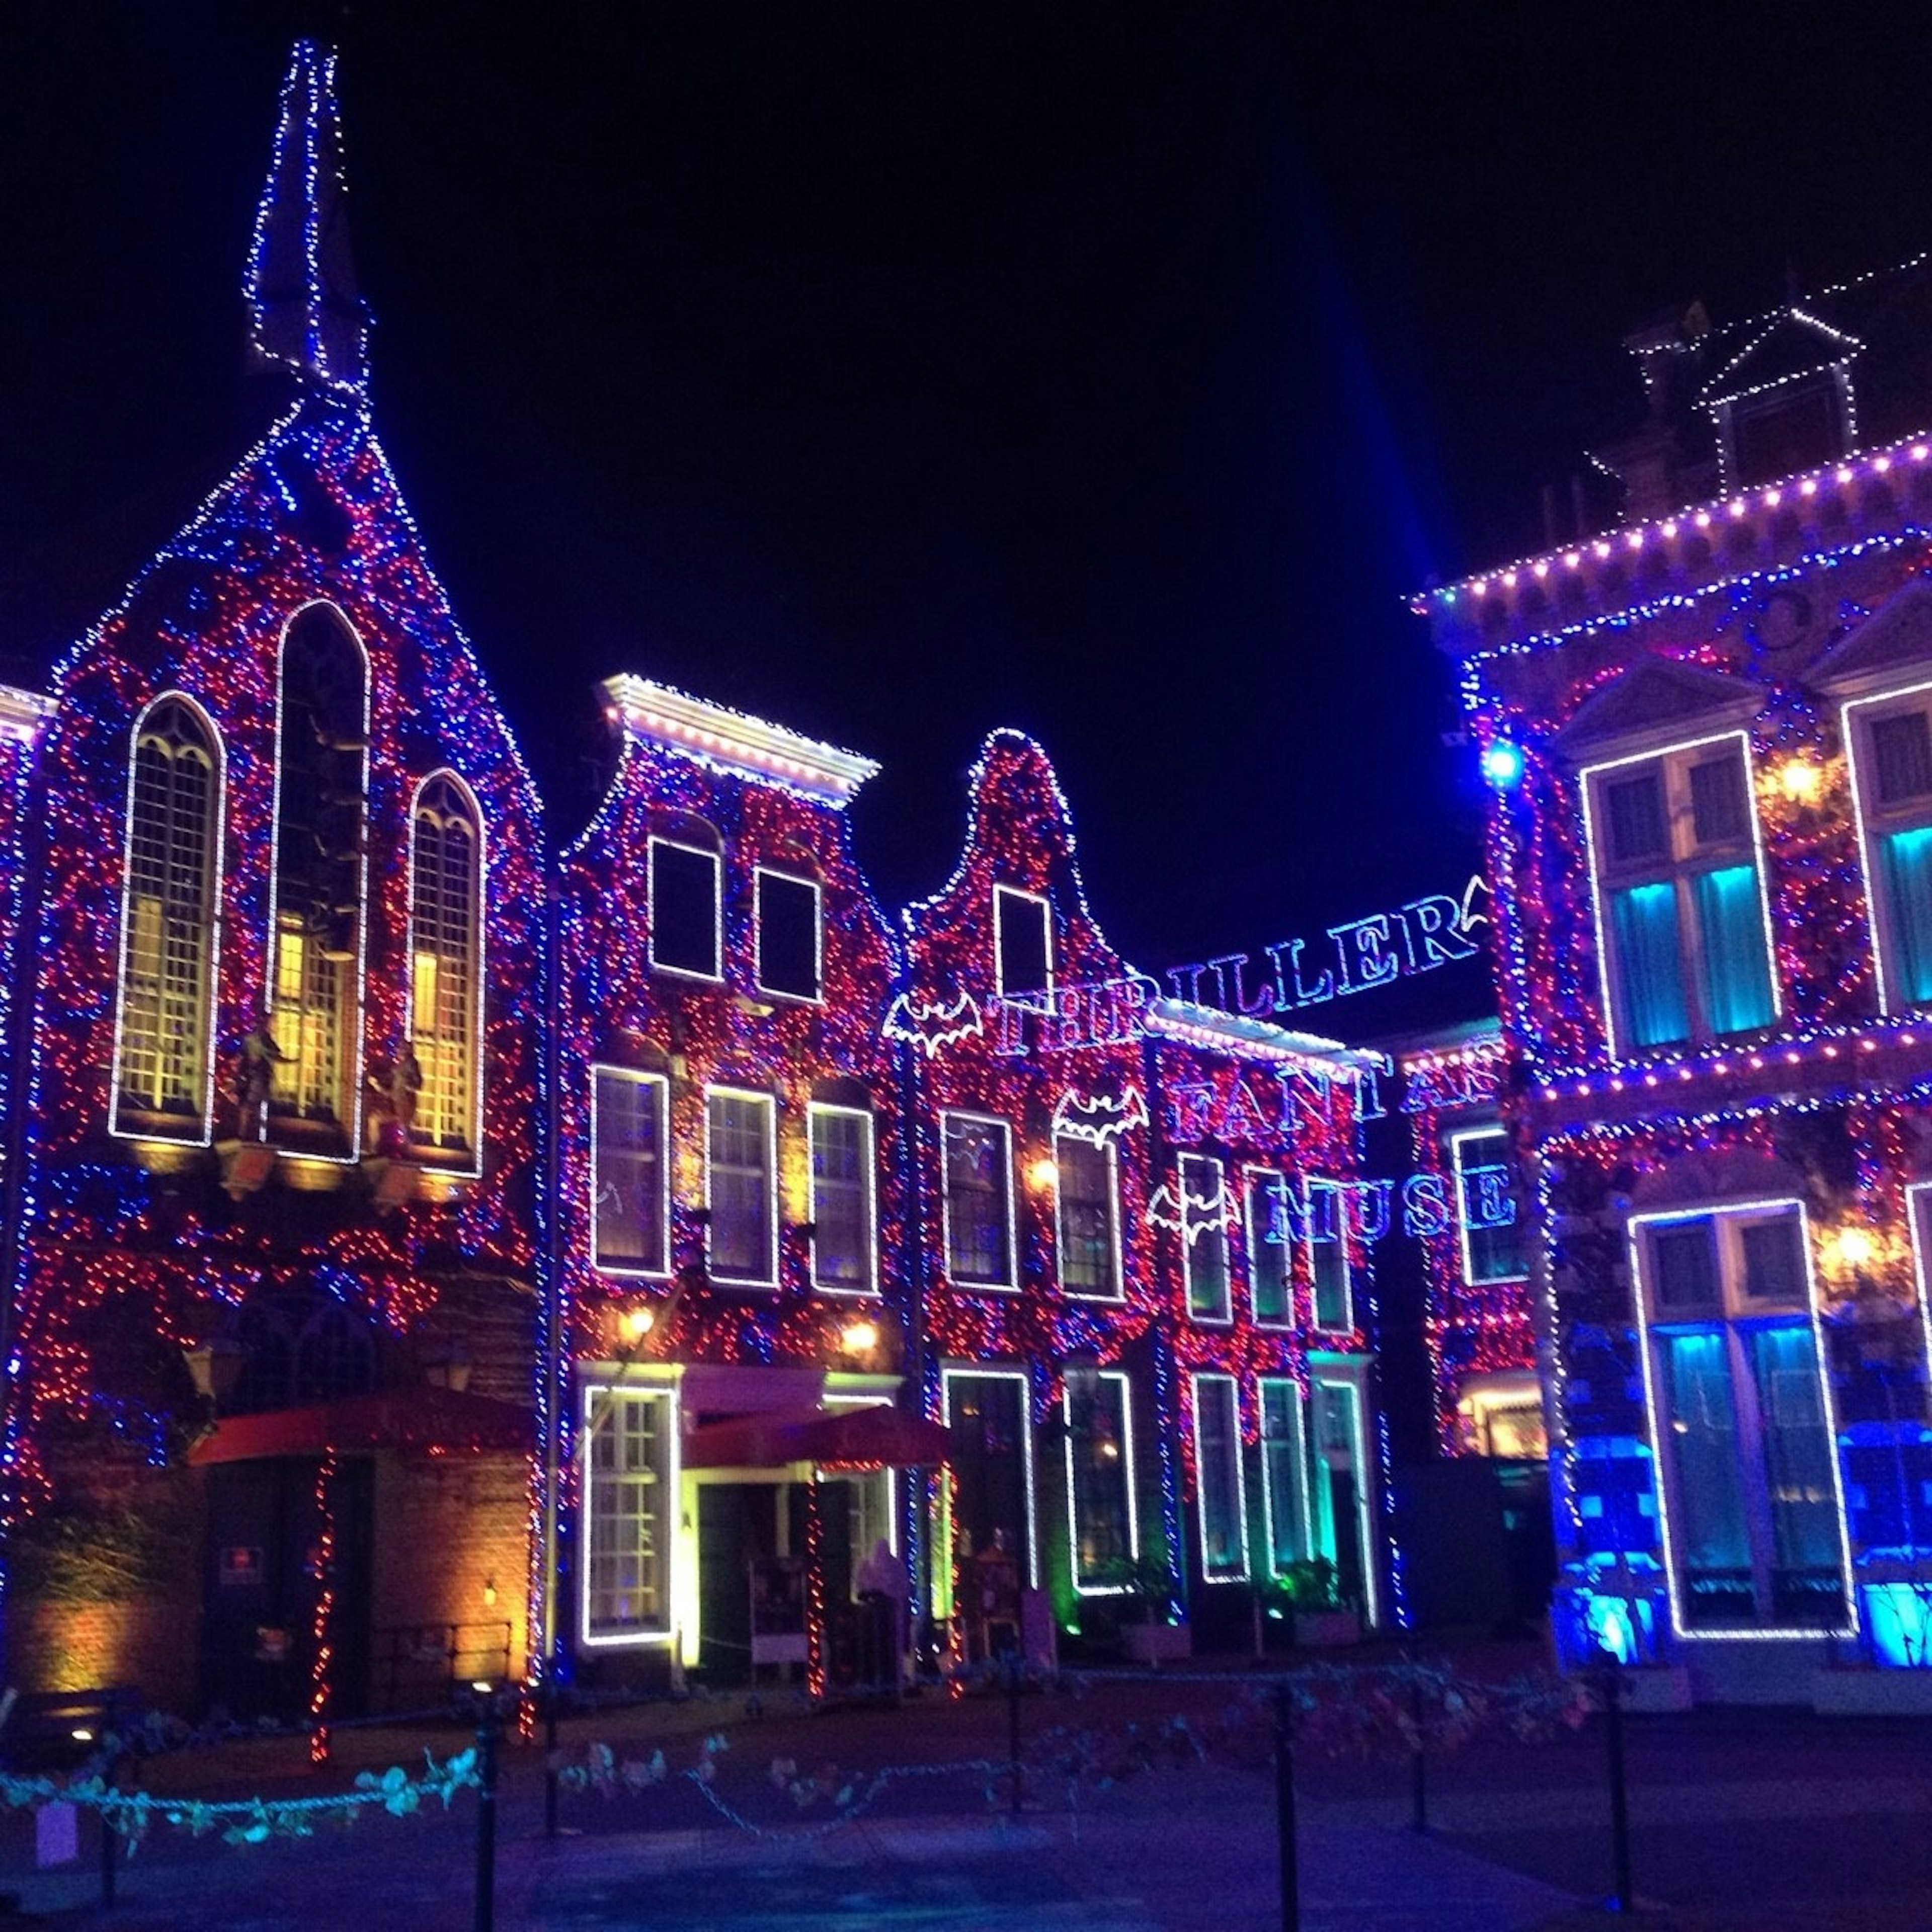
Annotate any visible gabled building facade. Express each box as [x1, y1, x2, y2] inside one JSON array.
[[553, 676, 906, 1684], [899, 733, 1390, 1654], [1428, 261, 1932, 1703]]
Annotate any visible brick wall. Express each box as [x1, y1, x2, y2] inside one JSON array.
[[371, 1451, 531, 1684]]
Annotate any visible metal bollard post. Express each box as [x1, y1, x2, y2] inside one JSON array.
[[1274, 1683, 1299, 1932], [1006, 1652, 1023, 1818], [543, 1681, 559, 1839], [1410, 1677, 1428, 1836], [474, 1692, 504, 1932], [99, 1786, 116, 1911], [1601, 1651, 1632, 1915]]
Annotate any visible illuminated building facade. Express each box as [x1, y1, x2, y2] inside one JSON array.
[[897, 733, 1391, 1654], [0, 42, 1400, 1712], [1427, 263, 1932, 1702]]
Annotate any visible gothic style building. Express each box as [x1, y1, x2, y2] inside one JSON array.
[[0, 43, 1398, 1715]]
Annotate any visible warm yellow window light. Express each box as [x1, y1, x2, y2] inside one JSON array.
[[1776, 757, 1823, 804], [1824, 1224, 1879, 1273]]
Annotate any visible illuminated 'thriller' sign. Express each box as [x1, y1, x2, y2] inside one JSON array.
[[1162, 877, 1488, 1015]]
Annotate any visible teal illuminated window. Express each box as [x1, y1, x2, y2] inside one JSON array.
[[1608, 882, 1688, 1047], [1589, 738, 1774, 1052], [1641, 1210, 1847, 1633], [1852, 698, 1932, 1011]]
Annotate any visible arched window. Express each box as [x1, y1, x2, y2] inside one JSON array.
[[407, 771, 482, 1159], [266, 605, 368, 1149], [112, 695, 222, 1140]]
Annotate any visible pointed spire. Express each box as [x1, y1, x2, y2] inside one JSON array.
[[245, 41, 369, 398]]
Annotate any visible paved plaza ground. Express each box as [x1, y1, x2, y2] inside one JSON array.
[[1, 1650, 1928, 1928]]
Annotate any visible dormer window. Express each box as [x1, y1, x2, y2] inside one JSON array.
[[1582, 733, 1777, 1055], [1846, 688, 1932, 1010], [1701, 307, 1863, 492]]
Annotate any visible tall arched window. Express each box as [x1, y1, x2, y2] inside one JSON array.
[[112, 695, 223, 1140], [407, 771, 482, 1161], [266, 604, 368, 1151]]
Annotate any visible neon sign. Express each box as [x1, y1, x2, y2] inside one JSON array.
[[1247, 1166, 1518, 1249], [1161, 878, 1489, 1015]]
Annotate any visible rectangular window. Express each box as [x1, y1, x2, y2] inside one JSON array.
[[1260, 1377, 1309, 1574], [1636, 1205, 1849, 1633], [993, 885, 1052, 998], [1585, 734, 1775, 1055], [1450, 1128, 1527, 1284], [582, 1386, 676, 1644], [1849, 691, 1932, 1010], [1311, 1377, 1375, 1623], [1306, 1180, 1352, 1331], [941, 1369, 1035, 1596], [943, 1114, 1015, 1287], [1181, 1152, 1230, 1320], [755, 869, 822, 1001], [648, 838, 721, 980], [1246, 1171, 1293, 1326], [1194, 1374, 1249, 1582], [1055, 1135, 1119, 1298], [592, 1068, 669, 1275], [1065, 1371, 1139, 1591], [809, 1105, 874, 1291], [706, 1089, 776, 1286]]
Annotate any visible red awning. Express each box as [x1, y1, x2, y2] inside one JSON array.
[[188, 1387, 536, 1465], [683, 1404, 958, 1472]]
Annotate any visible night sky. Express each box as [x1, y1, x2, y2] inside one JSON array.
[[6, 5, 1932, 1037]]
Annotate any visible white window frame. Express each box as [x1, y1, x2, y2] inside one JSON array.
[[404, 769, 486, 1177], [591, 1066, 671, 1278], [1448, 1125, 1527, 1289], [1063, 1369, 1140, 1594], [1310, 1366, 1380, 1627], [992, 883, 1054, 999], [264, 601, 372, 1162], [753, 865, 824, 1004], [703, 1086, 779, 1289], [110, 691, 227, 1148], [1258, 1375, 1311, 1577], [1845, 681, 1932, 1015], [1181, 1150, 1232, 1324], [1054, 1131, 1122, 1301], [1243, 1167, 1294, 1330], [808, 1102, 876, 1294], [1579, 728, 1780, 1060], [1305, 1177, 1353, 1334], [579, 1380, 680, 1648], [1629, 1197, 1855, 1641], [1192, 1372, 1251, 1583], [940, 1363, 1038, 1591], [647, 835, 724, 983], [940, 1110, 1018, 1291]]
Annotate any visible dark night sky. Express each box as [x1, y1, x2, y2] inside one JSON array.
[[6, 4, 1932, 1035]]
